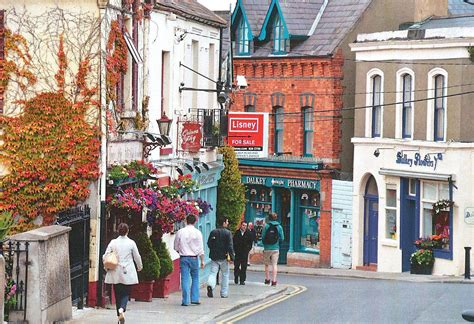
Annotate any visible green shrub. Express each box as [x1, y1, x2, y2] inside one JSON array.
[[134, 232, 160, 281], [152, 239, 173, 279], [217, 146, 246, 232]]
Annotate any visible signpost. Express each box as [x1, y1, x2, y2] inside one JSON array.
[[227, 112, 269, 158]]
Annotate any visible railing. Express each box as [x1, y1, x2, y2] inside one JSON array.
[[1, 240, 30, 322]]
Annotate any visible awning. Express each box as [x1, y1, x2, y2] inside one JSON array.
[[124, 31, 143, 64], [379, 168, 454, 182]]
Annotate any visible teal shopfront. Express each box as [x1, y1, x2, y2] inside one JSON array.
[[242, 175, 321, 264]]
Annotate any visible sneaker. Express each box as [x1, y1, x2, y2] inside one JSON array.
[[240, 282, 245, 285], [118, 308, 125, 324], [264, 279, 270, 285], [234, 278, 238, 284], [207, 285, 213, 298], [271, 281, 277, 286], [191, 301, 201, 305]]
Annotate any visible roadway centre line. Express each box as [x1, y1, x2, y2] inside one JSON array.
[[216, 284, 307, 324]]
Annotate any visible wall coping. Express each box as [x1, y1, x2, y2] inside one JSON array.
[[9, 225, 71, 242]]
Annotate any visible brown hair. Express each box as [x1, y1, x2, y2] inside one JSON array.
[[269, 212, 278, 221], [118, 223, 129, 236]]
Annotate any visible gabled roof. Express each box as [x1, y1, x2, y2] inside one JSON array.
[[155, 0, 227, 28], [448, 0, 474, 15]]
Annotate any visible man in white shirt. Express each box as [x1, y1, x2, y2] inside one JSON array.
[[174, 214, 205, 306]]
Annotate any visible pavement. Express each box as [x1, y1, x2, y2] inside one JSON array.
[[67, 265, 474, 324]]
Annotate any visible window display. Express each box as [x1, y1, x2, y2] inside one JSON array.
[[299, 191, 320, 252]]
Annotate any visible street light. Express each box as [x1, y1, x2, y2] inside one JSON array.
[[157, 111, 172, 136]]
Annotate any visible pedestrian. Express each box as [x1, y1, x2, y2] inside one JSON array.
[[103, 223, 143, 324], [207, 216, 234, 298], [233, 221, 253, 285], [262, 212, 284, 286], [174, 214, 205, 306], [247, 222, 257, 266]]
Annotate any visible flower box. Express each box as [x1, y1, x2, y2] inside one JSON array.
[[131, 280, 155, 302], [410, 262, 434, 275], [153, 277, 170, 298]]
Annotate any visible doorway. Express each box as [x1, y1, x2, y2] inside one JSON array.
[[274, 188, 291, 264], [363, 176, 379, 266]]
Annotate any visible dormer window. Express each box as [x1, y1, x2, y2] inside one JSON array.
[[237, 18, 250, 55], [273, 16, 288, 54]]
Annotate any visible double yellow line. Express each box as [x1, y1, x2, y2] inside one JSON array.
[[217, 284, 307, 324]]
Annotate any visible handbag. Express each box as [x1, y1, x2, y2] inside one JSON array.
[[103, 250, 119, 270]]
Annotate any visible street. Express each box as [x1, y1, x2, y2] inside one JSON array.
[[229, 272, 474, 324]]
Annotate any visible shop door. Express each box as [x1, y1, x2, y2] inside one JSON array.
[[400, 178, 419, 272], [363, 197, 378, 265], [275, 188, 290, 264]]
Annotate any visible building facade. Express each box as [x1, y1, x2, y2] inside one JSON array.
[[351, 16, 474, 275]]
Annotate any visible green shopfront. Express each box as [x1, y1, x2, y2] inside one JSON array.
[[240, 159, 329, 266]]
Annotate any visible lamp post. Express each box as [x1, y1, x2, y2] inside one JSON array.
[[157, 111, 172, 136]]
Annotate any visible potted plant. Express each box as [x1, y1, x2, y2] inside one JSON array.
[[410, 249, 434, 274], [131, 232, 161, 302], [152, 239, 174, 298]]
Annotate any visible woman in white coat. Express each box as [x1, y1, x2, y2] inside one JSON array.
[[103, 223, 142, 324]]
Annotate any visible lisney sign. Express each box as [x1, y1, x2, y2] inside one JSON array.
[[228, 112, 269, 158]]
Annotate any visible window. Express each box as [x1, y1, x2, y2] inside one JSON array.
[[385, 188, 397, 239], [421, 181, 450, 250], [272, 15, 287, 54], [303, 107, 313, 156], [246, 186, 272, 242], [371, 75, 382, 137], [402, 74, 412, 138], [237, 18, 250, 55], [434, 75, 445, 141], [244, 92, 257, 112], [299, 191, 320, 252], [274, 106, 284, 154]]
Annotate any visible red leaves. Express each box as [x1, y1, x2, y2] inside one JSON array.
[[54, 34, 67, 92]]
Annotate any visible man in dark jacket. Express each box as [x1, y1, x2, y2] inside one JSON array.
[[233, 221, 253, 285], [207, 216, 234, 298]]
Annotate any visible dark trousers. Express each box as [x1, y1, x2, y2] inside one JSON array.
[[114, 284, 132, 316], [234, 255, 248, 283]]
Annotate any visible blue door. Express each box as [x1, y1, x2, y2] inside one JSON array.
[[400, 178, 419, 272], [364, 197, 378, 265]]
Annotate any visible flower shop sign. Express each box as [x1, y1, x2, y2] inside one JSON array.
[[181, 122, 202, 153], [395, 152, 444, 171]]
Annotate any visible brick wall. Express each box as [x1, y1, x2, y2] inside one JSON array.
[[0, 10, 5, 114], [232, 51, 344, 168]]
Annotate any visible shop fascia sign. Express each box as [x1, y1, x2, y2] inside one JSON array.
[[227, 112, 269, 159], [395, 151, 443, 171], [242, 176, 320, 190]]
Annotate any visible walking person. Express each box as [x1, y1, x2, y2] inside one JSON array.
[[207, 216, 234, 298], [174, 214, 205, 306], [233, 221, 253, 285], [247, 222, 257, 266], [103, 223, 143, 324], [262, 212, 284, 286]]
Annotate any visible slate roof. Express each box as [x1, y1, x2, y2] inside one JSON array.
[[155, 0, 227, 27], [448, 0, 474, 15], [239, 0, 372, 57], [215, 10, 231, 60], [417, 15, 474, 29]]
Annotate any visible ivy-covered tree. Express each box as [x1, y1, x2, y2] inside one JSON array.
[[217, 146, 246, 232]]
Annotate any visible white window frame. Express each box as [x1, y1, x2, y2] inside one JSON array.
[[385, 185, 398, 240], [395, 68, 415, 139], [365, 68, 384, 138], [420, 181, 450, 238], [426, 68, 448, 142]]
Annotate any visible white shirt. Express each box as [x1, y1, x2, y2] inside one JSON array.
[[174, 224, 204, 257], [103, 235, 143, 285]]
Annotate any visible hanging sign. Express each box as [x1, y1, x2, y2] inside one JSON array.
[[227, 112, 269, 158], [181, 122, 202, 153], [465, 207, 474, 224]]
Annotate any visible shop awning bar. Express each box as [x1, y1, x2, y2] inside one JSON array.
[[379, 168, 454, 182]]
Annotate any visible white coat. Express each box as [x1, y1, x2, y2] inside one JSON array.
[[103, 235, 143, 285]]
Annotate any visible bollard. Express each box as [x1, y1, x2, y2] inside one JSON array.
[[465, 247, 471, 280]]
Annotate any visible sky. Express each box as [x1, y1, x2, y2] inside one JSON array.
[[197, 0, 236, 11]]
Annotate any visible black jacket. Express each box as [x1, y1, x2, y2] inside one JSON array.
[[233, 230, 253, 259], [207, 227, 235, 261]]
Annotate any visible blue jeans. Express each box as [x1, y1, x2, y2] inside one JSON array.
[[113, 284, 131, 316], [180, 256, 200, 305], [207, 259, 229, 297]]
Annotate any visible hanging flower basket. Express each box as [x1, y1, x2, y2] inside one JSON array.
[[431, 199, 454, 217]]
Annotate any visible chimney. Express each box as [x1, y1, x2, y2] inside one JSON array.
[[413, 0, 448, 21]]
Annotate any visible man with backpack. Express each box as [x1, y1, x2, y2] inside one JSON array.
[[262, 212, 284, 286]]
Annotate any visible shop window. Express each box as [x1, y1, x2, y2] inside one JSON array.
[[246, 186, 272, 242], [299, 191, 320, 252], [421, 181, 450, 250], [385, 188, 397, 239]]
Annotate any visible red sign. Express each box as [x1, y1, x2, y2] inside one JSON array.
[[181, 122, 202, 153], [227, 112, 268, 158]]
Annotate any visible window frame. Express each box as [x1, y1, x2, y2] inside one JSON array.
[[297, 190, 321, 254], [274, 106, 284, 154], [272, 15, 288, 55], [385, 187, 397, 240], [426, 68, 448, 142], [365, 69, 384, 138], [303, 107, 314, 157], [237, 17, 250, 56], [434, 74, 446, 142], [371, 75, 382, 138], [402, 74, 413, 139]]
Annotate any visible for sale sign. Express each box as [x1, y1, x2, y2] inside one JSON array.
[[227, 112, 269, 158]]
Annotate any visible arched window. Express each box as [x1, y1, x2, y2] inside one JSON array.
[[272, 15, 288, 54], [402, 74, 413, 138], [371, 75, 382, 138], [243, 92, 257, 112], [237, 18, 250, 55], [434, 74, 445, 141], [274, 106, 284, 154]]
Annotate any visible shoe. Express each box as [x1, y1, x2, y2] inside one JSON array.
[[191, 301, 201, 305], [118, 308, 125, 324], [181, 303, 189, 306], [264, 279, 270, 285], [248, 263, 251, 266], [240, 282, 245, 285], [221, 295, 228, 298], [207, 286, 213, 298], [234, 278, 238, 284], [271, 281, 277, 286]]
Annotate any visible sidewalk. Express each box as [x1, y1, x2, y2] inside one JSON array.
[[67, 281, 286, 324], [247, 264, 474, 283]]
